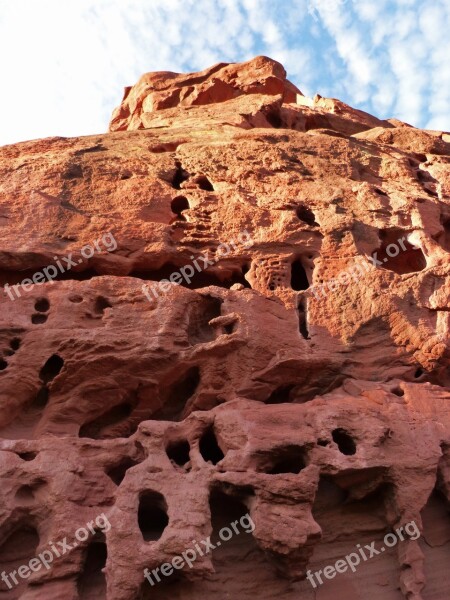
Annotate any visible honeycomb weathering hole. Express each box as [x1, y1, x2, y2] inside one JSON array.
[[290, 259, 310, 291], [376, 231, 427, 274], [10, 338, 21, 351], [171, 196, 190, 220], [138, 491, 169, 542], [17, 451, 38, 461], [34, 298, 50, 313], [256, 445, 307, 474], [94, 296, 112, 315], [31, 314, 47, 324], [297, 298, 310, 339], [39, 354, 64, 383], [106, 457, 139, 486], [195, 175, 214, 191], [166, 439, 191, 467], [332, 428, 357, 455], [296, 204, 318, 226], [439, 215, 450, 252], [199, 425, 225, 465], [77, 537, 107, 599], [265, 384, 295, 404], [172, 161, 189, 189]]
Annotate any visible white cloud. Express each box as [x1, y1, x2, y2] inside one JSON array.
[[0, 0, 448, 146]]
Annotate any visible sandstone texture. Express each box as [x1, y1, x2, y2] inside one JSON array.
[[0, 56, 449, 600]]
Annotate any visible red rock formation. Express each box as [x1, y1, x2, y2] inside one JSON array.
[[0, 56, 449, 600]]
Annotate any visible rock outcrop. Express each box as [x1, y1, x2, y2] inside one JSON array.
[[0, 56, 449, 600]]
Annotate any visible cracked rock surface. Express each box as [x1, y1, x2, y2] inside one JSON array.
[[0, 56, 449, 599]]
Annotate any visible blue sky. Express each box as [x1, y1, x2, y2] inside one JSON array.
[[0, 0, 449, 146]]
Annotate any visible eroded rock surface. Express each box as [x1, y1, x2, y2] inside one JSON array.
[[0, 56, 449, 600]]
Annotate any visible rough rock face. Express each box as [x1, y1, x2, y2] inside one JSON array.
[[0, 56, 449, 600]]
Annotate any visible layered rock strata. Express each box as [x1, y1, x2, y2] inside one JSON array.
[[0, 56, 449, 600]]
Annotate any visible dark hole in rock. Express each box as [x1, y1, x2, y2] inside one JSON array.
[[265, 384, 295, 404], [415, 368, 424, 378], [106, 457, 138, 486], [417, 169, 434, 184], [318, 439, 329, 447], [34, 298, 50, 312], [296, 204, 318, 226], [31, 314, 48, 324], [224, 322, 235, 334], [94, 296, 112, 315], [298, 298, 309, 339], [17, 452, 38, 461], [138, 491, 169, 541], [439, 216, 450, 251], [39, 354, 64, 383], [166, 439, 190, 467], [376, 230, 427, 274], [171, 196, 190, 220], [291, 259, 310, 291], [152, 367, 200, 421], [265, 110, 282, 128], [172, 161, 189, 189], [0, 359, 7, 371], [195, 175, 214, 191], [199, 425, 225, 465], [332, 428, 357, 455], [209, 486, 253, 529], [79, 402, 134, 439], [133, 262, 251, 290], [77, 536, 107, 599], [391, 386, 405, 396], [145, 487, 286, 600], [0, 267, 98, 287], [256, 445, 307, 474], [10, 338, 21, 351]]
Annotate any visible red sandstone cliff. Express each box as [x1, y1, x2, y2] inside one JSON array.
[[0, 56, 449, 600]]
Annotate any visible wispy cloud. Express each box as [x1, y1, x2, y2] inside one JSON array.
[[0, 0, 448, 146]]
